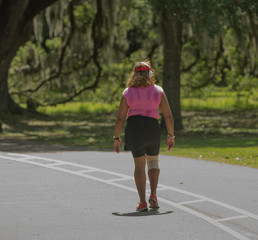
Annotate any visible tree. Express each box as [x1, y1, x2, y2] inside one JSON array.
[[2, 0, 257, 120], [0, 0, 58, 114], [161, 6, 183, 130], [149, 0, 258, 130], [2, 0, 130, 113]]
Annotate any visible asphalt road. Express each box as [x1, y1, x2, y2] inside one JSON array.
[[0, 151, 257, 240]]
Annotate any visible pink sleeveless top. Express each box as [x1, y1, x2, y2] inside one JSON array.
[[122, 84, 163, 119]]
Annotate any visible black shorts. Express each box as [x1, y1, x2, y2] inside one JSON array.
[[124, 115, 161, 158]]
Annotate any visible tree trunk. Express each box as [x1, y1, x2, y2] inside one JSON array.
[[161, 13, 183, 130], [0, 0, 57, 115], [0, 60, 25, 114]]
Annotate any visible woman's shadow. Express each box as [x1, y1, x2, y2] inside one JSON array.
[[112, 209, 173, 217]]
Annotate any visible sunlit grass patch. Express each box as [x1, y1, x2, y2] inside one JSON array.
[[181, 89, 258, 110], [38, 102, 119, 114]]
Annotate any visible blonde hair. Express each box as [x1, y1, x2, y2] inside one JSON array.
[[126, 60, 156, 88]]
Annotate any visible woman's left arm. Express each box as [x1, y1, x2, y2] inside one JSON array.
[[113, 96, 128, 153]]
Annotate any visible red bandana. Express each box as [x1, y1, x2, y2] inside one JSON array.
[[134, 66, 150, 71]]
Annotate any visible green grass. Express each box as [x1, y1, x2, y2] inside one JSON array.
[[181, 89, 258, 110], [1, 91, 257, 168], [1, 111, 116, 149], [160, 135, 258, 168], [38, 102, 119, 114]]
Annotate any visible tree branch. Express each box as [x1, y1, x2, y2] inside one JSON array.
[[147, 43, 159, 60], [37, 48, 102, 107], [210, 37, 226, 86], [26, 0, 58, 21], [183, 37, 226, 90], [40, 66, 101, 106], [181, 50, 200, 72], [34, 0, 104, 107], [11, 0, 76, 95]]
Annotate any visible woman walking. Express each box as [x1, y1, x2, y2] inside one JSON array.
[[113, 61, 175, 211]]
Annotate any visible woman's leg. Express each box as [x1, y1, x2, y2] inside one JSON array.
[[146, 155, 160, 195], [148, 168, 160, 195], [146, 155, 160, 208], [133, 156, 146, 202]]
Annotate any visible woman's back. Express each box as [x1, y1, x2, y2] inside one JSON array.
[[123, 84, 163, 119]]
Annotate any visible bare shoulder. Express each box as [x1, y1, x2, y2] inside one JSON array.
[[154, 84, 164, 92], [122, 87, 129, 97]]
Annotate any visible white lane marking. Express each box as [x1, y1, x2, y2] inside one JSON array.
[[7, 153, 133, 179], [148, 187, 170, 192], [157, 183, 258, 221], [19, 157, 40, 160], [217, 215, 249, 222], [1, 153, 257, 240], [179, 199, 206, 205], [155, 197, 251, 240], [108, 177, 132, 182], [76, 169, 97, 173], [49, 162, 65, 166]]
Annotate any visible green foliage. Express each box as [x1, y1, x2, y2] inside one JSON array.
[[3, 0, 258, 169], [74, 1, 95, 31], [7, 0, 258, 112], [45, 37, 62, 50]]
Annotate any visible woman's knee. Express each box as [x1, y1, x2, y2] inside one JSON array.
[[134, 155, 146, 168], [146, 155, 159, 170]]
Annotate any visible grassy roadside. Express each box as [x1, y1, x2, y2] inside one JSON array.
[[160, 109, 258, 168], [0, 101, 257, 168], [0, 111, 116, 150], [160, 136, 258, 168]]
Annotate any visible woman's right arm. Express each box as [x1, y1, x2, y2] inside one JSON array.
[[113, 95, 129, 153], [159, 92, 175, 150]]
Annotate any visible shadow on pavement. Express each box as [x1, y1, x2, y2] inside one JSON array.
[[112, 210, 173, 217], [0, 139, 86, 153], [0, 138, 115, 153]]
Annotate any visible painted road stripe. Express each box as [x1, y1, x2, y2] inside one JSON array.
[[1, 153, 257, 240], [108, 177, 133, 182], [150, 187, 170, 192], [76, 169, 98, 173], [157, 183, 258, 221], [7, 153, 133, 179], [179, 199, 206, 205], [217, 215, 249, 222], [49, 162, 66, 166]]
